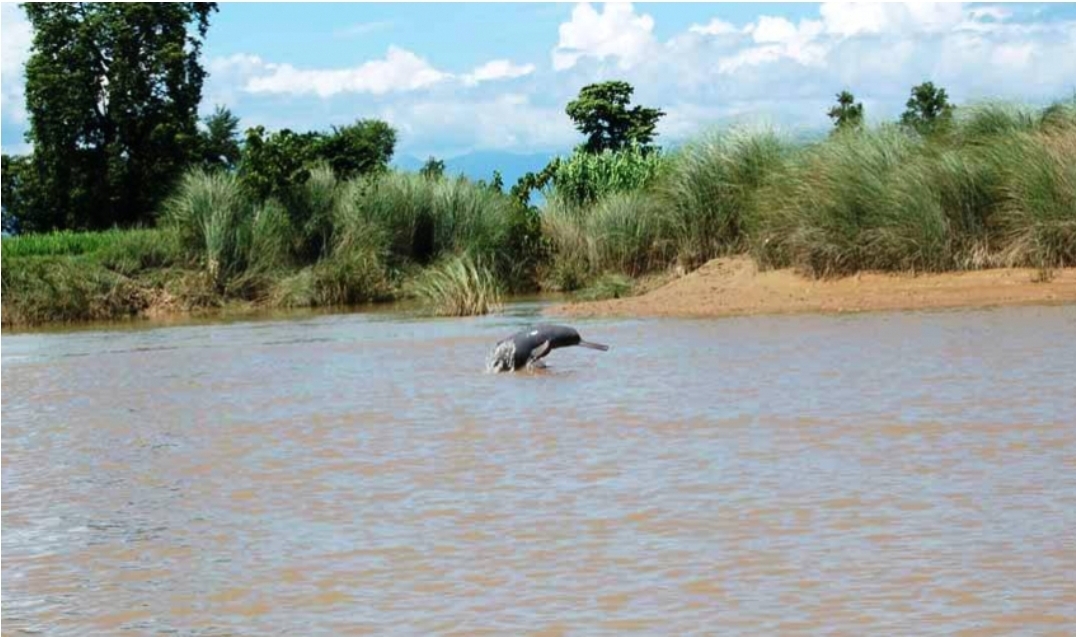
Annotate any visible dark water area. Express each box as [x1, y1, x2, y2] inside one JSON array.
[[3, 303, 1075, 635]]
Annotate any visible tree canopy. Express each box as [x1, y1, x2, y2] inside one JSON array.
[[565, 81, 665, 154], [827, 90, 864, 133], [21, 2, 218, 231], [901, 81, 955, 135]]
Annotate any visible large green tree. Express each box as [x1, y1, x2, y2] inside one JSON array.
[[827, 90, 864, 133], [21, 2, 217, 230], [565, 81, 665, 154], [901, 81, 955, 135]]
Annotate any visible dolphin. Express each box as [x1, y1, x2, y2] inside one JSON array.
[[486, 324, 609, 372]]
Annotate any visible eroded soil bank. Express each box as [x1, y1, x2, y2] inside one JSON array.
[[548, 257, 1076, 319]]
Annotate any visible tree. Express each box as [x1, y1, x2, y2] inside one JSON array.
[[316, 119, 396, 180], [565, 81, 665, 154], [238, 126, 321, 202], [2, 154, 47, 233], [238, 119, 397, 202], [198, 105, 242, 171], [827, 90, 864, 133], [901, 81, 955, 135], [420, 156, 446, 180], [22, 3, 218, 230]]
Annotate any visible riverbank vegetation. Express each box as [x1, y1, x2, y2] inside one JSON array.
[[3, 6, 1074, 327]]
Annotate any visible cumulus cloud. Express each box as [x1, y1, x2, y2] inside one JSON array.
[[381, 93, 576, 155], [206, 47, 536, 100], [576, 1, 1076, 137], [244, 46, 450, 97], [552, 2, 657, 70], [689, 18, 738, 37], [462, 60, 536, 87], [2, 3, 33, 123]]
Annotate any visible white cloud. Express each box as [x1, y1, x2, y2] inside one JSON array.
[[382, 93, 576, 155], [463, 60, 536, 87], [689, 18, 737, 36], [967, 6, 1011, 22], [552, 2, 657, 71], [556, 1, 1076, 142], [244, 46, 449, 97], [750, 16, 800, 43], [2, 3, 33, 123], [818, 2, 965, 37], [205, 47, 536, 101]]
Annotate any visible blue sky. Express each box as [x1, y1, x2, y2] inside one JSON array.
[[4, 2, 1076, 162]]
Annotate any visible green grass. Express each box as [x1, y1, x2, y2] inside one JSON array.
[[1, 228, 125, 258], [657, 127, 790, 268], [575, 272, 635, 301], [1, 255, 145, 326], [161, 169, 291, 293], [407, 253, 504, 317]]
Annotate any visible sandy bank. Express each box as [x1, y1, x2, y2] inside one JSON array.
[[547, 257, 1076, 319]]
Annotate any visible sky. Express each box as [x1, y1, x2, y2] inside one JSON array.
[[3, 2, 1076, 162]]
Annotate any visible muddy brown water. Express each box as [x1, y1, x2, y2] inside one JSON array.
[[3, 303, 1075, 636]]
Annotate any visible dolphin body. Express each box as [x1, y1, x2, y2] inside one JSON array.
[[486, 324, 609, 373]]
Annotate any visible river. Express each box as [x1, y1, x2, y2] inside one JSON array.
[[3, 303, 1075, 635]]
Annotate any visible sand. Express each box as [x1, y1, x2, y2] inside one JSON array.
[[547, 257, 1076, 319]]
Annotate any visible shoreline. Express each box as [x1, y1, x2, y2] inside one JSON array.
[[546, 257, 1076, 320]]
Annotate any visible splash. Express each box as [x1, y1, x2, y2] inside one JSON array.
[[484, 339, 546, 374], [485, 340, 516, 373]]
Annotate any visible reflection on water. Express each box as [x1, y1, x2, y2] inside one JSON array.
[[4, 304, 1076, 635]]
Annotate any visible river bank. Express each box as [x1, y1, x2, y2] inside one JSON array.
[[548, 256, 1076, 319]]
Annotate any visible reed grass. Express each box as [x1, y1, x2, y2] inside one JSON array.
[[408, 253, 504, 316]]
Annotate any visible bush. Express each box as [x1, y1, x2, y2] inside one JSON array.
[[548, 144, 665, 207], [331, 171, 526, 287], [575, 272, 634, 301]]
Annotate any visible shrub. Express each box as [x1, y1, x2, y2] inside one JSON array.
[[548, 144, 665, 207]]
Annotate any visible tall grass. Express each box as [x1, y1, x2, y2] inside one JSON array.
[[540, 190, 671, 289], [750, 126, 954, 276], [332, 172, 527, 285], [656, 128, 789, 267], [408, 253, 504, 316], [161, 169, 291, 292], [989, 128, 1076, 268]]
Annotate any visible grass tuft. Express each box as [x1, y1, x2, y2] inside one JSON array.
[[408, 253, 504, 317]]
